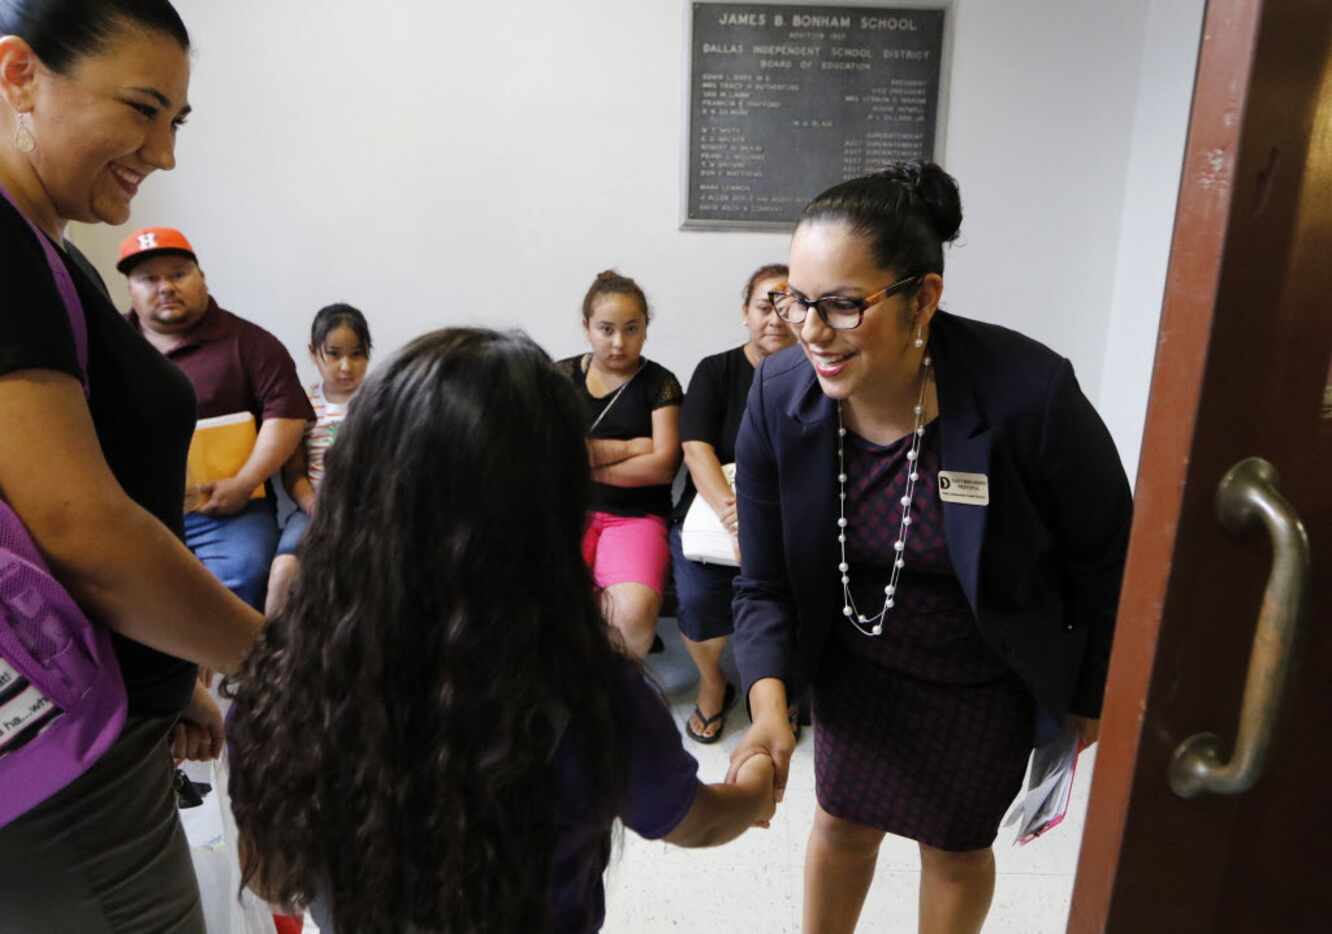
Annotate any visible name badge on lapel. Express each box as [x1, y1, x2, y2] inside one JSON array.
[[938, 471, 989, 506]]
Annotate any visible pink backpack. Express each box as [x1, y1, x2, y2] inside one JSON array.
[[0, 183, 127, 828]]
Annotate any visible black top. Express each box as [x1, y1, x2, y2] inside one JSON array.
[[0, 194, 199, 717], [675, 345, 755, 522], [556, 355, 683, 517]]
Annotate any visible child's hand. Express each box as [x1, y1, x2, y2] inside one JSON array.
[[735, 751, 776, 827]]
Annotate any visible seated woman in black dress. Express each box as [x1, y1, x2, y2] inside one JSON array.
[[670, 262, 793, 742], [728, 162, 1132, 933]]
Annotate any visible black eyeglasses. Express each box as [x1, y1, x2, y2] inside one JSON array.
[[768, 275, 922, 331]]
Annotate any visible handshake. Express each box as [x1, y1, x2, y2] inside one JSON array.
[[724, 712, 798, 829]]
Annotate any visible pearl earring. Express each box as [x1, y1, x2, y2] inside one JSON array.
[[14, 112, 35, 154], [913, 331, 925, 349]]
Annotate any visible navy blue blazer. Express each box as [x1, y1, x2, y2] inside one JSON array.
[[732, 310, 1132, 720]]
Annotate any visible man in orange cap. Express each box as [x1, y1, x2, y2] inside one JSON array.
[[118, 227, 313, 615]]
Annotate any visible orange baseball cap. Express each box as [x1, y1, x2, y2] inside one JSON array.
[[116, 226, 197, 273]]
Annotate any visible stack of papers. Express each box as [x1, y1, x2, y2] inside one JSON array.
[[185, 412, 265, 510], [680, 463, 739, 567], [1003, 721, 1084, 845]]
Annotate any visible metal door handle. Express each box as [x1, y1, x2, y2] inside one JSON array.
[[1169, 457, 1311, 798]]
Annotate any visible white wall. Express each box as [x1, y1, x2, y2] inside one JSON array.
[[71, 0, 1200, 467], [1097, 0, 1207, 480]]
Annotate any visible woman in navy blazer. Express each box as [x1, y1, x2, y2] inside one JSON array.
[[728, 163, 1132, 933]]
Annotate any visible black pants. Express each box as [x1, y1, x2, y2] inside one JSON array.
[[0, 714, 205, 933]]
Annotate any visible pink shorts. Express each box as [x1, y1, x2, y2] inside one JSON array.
[[581, 512, 670, 594]]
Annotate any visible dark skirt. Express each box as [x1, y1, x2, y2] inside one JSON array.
[[813, 423, 1034, 851], [813, 637, 1034, 851]]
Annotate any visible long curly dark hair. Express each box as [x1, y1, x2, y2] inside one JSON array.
[[225, 328, 630, 932]]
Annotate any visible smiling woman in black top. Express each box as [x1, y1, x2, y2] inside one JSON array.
[[0, 4, 263, 931], [557, 271, 682, 658]]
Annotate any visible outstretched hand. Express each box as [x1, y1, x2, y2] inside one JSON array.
[[728, 714, 796, 807], [733, 750, 777, 827]]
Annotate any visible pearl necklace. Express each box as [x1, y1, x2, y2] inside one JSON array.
[[837, 355, 932, 637]]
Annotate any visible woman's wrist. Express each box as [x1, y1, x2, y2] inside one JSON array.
[[700, 488, 735, 514], [186, 678, 215, 716], [748, 678, 789, 724]]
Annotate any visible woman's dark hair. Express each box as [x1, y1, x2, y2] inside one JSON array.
[[309, 302, 372, 357], [582, 269, 650, 323], [743, 262, 789, 306], [0, 0, 190, 74], [224, 329, 631, 932], [799, 161, 962, 277]]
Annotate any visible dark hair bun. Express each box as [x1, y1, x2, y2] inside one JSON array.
[[801, 162, 961, 275], [905, 162, 962, 243]]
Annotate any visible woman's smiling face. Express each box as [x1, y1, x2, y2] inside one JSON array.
[[3, 25, 191, 225], [786, 220, 934, 402]]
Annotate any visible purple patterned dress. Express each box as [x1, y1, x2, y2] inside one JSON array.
[[812, 421, 1035, 851]]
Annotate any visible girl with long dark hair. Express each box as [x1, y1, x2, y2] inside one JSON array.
[[226, 328, 776, 933]]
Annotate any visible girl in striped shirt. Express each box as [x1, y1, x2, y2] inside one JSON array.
[[265, 304, 372, 615]]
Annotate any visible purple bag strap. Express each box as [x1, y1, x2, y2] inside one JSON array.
[[0, 182, 89, 395]]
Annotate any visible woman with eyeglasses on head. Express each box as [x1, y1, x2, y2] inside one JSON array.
[[726, 162, 1132, 934], [670, 262, 796, 744], [557, 270, 683, 659], [0, 2, 264, 931]]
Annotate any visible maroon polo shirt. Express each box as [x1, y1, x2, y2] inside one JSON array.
[[128, 297, 314, 426]]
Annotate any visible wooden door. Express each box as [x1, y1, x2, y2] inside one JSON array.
[[1067, 0, 1332, 931]]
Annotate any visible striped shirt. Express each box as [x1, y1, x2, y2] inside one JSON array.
[[304, 382, 349, 490]]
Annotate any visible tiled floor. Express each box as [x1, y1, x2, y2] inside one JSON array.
[[203, 618, 1093, 933], [601, 621, 1095, 932]]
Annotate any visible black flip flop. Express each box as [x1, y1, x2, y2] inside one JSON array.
[[686, 683, 737, 744]]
